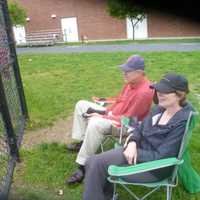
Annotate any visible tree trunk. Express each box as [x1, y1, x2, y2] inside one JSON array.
[[130, 15, 145, 40], [130, 18, 135, 40]]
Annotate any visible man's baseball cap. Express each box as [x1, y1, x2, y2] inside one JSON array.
[[120, 55, 145, 72], [151, 73, 189, 93]]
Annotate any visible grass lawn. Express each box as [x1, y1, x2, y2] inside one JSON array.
[[17, 38, 200, 48], [54, 38, 200, 46], [10, 52, 200, 199]]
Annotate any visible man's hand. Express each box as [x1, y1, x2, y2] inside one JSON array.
[[123, 141, 137, 165], [82, 107, 106, 118], [85, 113, 103, 118]]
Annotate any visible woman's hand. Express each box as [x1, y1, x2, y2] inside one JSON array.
[[123, 134, 133, 148], [123, 141, 137, 165]]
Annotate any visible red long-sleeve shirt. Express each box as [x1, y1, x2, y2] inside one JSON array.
[[103, 77, 154, 124]]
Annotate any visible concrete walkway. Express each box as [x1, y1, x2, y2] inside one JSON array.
[[17, 43, 200, 54]]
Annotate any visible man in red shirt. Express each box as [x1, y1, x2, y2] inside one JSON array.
[[66, 55, 154, 184]]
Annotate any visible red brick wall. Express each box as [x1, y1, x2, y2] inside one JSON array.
[[16, 1, 200, 40], [148, 11, 200, 37], [74, 0, 126, 40], [18, 0, 126, 40]]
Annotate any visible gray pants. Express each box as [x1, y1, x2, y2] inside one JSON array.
[[71, 100, 112, 165], [83, 147, 160, 200]]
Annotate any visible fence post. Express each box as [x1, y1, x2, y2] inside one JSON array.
[[0, 76, 19, 160], [2, 0, 29, 119], [0, 0, 28, 198]]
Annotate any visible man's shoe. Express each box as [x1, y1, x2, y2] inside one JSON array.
[[66, 169, 84, 185], [66, 141, 83, 152]]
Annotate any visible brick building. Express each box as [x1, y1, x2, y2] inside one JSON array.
[[13, 0, 200, 44]]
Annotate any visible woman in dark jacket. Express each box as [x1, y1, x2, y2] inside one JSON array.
[[83, 73, 192, 200]]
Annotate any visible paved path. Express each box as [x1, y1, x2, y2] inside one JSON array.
[[16, 43, 200, 54]]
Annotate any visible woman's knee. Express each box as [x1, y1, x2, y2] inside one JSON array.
[[85, 154, 104, 171], [85, 155, 97, 171]]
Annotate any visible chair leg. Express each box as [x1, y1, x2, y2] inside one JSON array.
[[100, 142, 104, 152], [166, 186, 172, 200], [112, 183, 117, 200], [101, 136, 112, 152]]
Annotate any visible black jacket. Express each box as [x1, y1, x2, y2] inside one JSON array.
[[129, 102, 193, 179]]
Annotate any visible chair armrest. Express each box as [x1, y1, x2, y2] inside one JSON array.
[[121, 116, 130, 127], [108, 157, 183, 177]]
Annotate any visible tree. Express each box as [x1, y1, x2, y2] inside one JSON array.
[[8, 1, 27, 26], [107, 0, 145, 39]]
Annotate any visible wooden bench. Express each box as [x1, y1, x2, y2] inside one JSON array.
[[25, 29, 62, 47]]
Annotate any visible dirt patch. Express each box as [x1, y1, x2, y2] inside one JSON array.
[[22, 115, 74, 149]]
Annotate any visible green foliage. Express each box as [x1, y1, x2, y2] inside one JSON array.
[[107, 0, 145, 20], [8, 1, 27, 25], [106, 0, 145, 39]]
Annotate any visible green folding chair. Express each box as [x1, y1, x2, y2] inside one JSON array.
[[100, 116, 131, 152], [107, 111, 199, 200]]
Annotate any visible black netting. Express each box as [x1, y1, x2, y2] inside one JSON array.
[[0, 1, 27, 199], [0, 114, 10, 195], [1, 62, 23, 139], [0, 5, 10, 68]]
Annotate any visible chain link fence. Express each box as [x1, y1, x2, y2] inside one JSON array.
[[0, 0, 28, 199]]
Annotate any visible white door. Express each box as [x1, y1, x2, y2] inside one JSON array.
[[126, 15, 148, 39], [61, 17, 79, 42], [13, 25, 26, 44]]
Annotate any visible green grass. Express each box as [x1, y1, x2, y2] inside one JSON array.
[[19, 52, 200, 130], [58, 38, 200, 46], [10, 52, 200, 199], [11, 143, 83, 200], [17, 38, 200, 48], [10, 143, 200, 200]]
